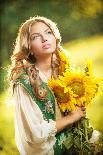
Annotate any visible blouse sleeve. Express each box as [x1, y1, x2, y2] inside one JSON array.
[[13, 83, 57, 153]]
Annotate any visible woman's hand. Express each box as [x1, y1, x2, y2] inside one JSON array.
[[56, 106, 86, 133], [68, 106, 86, 123]]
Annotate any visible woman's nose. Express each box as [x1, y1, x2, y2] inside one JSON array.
[[41, 35, 47, 43]]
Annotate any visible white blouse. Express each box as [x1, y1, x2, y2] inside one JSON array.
[[13, 69, 63, 155]]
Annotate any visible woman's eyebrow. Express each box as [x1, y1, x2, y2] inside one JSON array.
[[44, 28, 50, 32], [31, 28, 51, 37]]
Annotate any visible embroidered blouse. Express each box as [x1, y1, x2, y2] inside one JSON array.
[[13, 67, 68, 155]]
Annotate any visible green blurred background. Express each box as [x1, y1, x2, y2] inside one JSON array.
[[0, 0, 103, 154]]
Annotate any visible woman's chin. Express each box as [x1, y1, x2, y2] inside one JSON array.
[[42, 48, 55, 54]]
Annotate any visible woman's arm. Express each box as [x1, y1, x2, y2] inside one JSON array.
[[56, 107, 86, 133]]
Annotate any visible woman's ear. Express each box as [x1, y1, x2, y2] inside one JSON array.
[[31, 52, 34, 55]]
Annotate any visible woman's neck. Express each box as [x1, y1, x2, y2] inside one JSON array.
[[35, 55, 52, 81], [35, 54, 52, 72]]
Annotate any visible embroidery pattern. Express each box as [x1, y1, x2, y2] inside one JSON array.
[[34, 86, 48, 101], [43, 100, 54, 114]]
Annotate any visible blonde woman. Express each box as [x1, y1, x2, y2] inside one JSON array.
[[9, 16, 86, 155]]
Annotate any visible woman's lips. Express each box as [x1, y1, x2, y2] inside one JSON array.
[[42, 44, 51, 49]]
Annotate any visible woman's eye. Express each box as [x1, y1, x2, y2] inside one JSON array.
[[47, 31, 52, 34], [32, 35, 40, 40]]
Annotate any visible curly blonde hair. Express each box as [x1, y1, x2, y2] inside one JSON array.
[[8, 16, 66, 82]]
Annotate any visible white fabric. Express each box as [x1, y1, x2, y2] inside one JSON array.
[[90, 130, 101, 143], [13, 83, 57, 155]]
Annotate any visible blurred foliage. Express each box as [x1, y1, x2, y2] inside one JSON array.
[[64, 35, 103, 77], [0, 68, 9, 92], [0, 93, 19, 155], [0, 0, 103, 154], [0, 0, 103, 67]]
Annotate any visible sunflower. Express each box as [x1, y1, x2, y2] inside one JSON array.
[[48, 77, 76, 112], [58, 51, 71, 75], [58, 51, 70, 65], [48, 57, 103, 113]]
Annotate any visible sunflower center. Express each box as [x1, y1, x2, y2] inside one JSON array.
[[69, 82, 85, 97]]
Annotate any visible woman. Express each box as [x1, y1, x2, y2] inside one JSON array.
[[9, 16, 86, 155]]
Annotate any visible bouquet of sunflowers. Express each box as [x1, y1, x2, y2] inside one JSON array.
[[48, 51, 103, 154]]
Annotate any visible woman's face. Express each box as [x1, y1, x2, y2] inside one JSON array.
[[29, 22, 56, 58]]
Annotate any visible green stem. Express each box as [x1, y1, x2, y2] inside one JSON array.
[[78, 121, 83, 154], [80, 133, 83, 155], [84, 118, 88, 142]]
